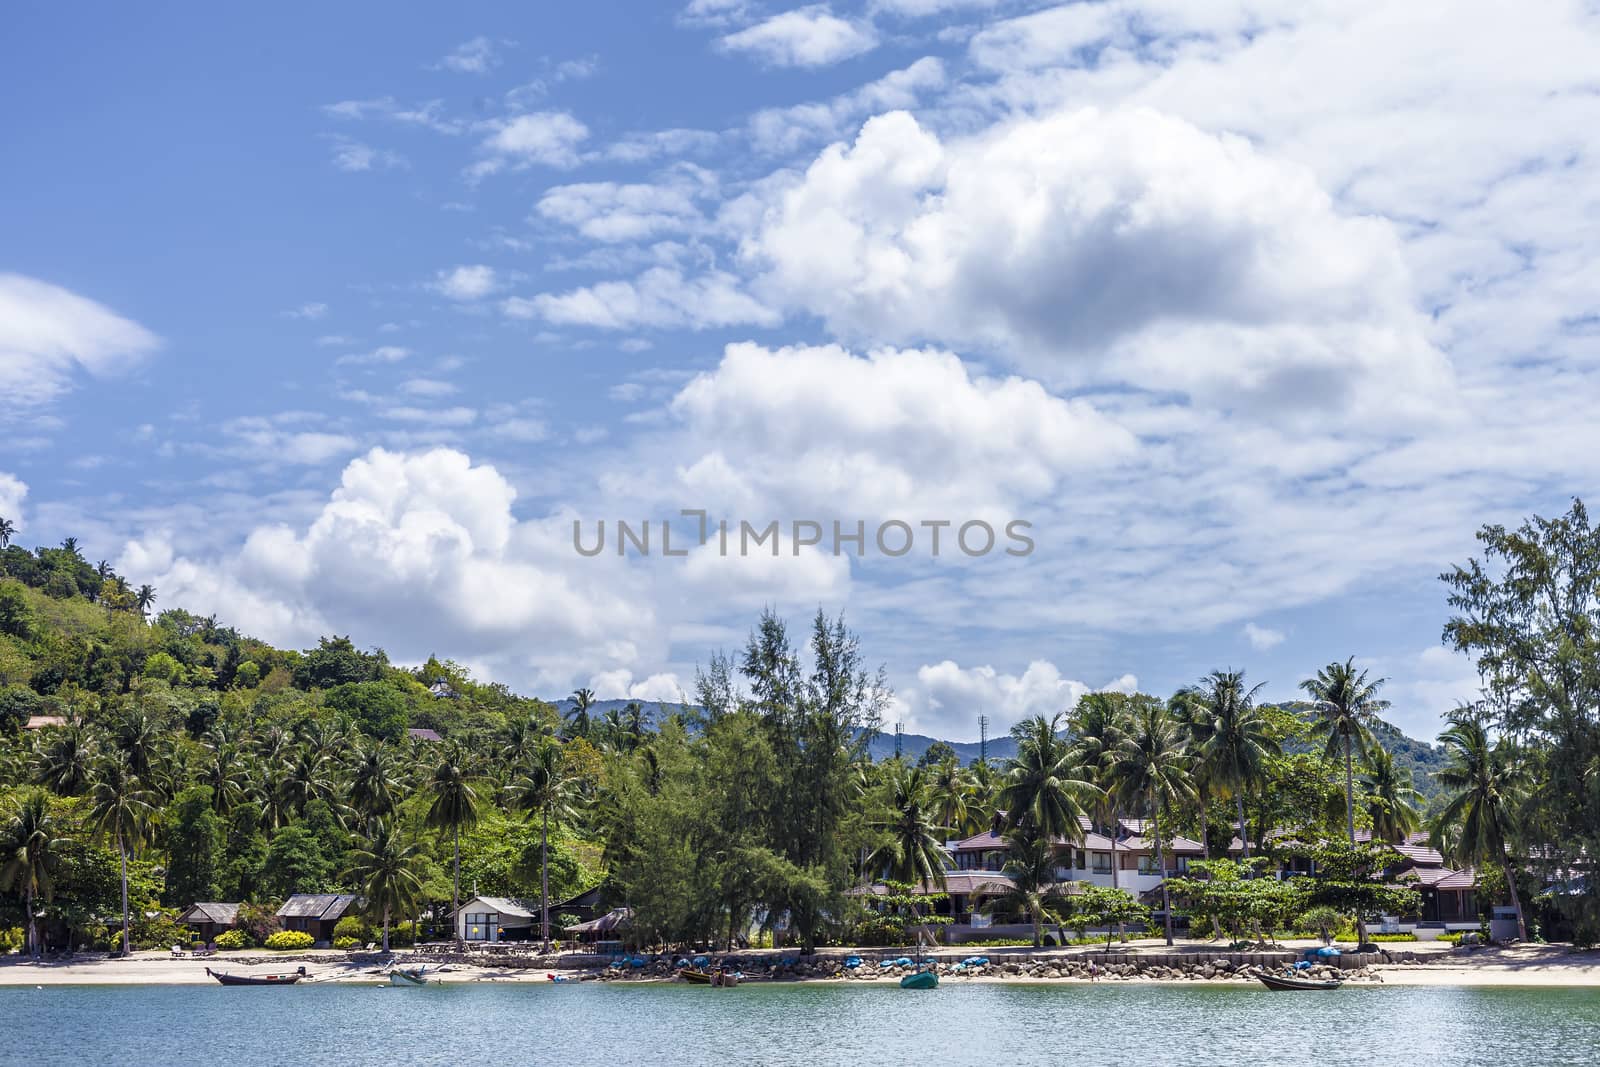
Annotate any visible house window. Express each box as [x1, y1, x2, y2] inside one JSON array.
[[1091, 852, 1111, 873], [1138, 855, 1160, 874], [465, 913, 498, 941], [1075, 850, 1087, 870]]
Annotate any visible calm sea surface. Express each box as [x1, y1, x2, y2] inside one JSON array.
[[4, 982, 1598, 1066]]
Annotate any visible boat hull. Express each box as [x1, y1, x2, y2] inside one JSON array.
[[389, 971, 429, 986], [900, 970, 938, 989], [206, 967, 303, 986], [1258, 973, 1343, 991]]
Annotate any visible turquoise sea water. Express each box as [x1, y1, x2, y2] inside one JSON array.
[[4, 982, 1598, 1066]]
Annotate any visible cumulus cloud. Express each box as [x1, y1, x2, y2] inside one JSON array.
[[434, 36, 505, 74], [472, 112, 589, 176], [510, 268, 777, 331], [431, 265, 500, 301], [718, 6, 879, 67], [587, 669, 688, 703], [536, 166, 717, 243], [741, 107, 1450, 417], [1243, 622, 1285, 650], [0, 472, 26, 524], [0, 274, 160, 412], [907, 659, 1138, 736]]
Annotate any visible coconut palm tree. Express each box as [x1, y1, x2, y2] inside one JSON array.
[[1171, 689, 1219, 858], [997, 712, 1099, 845], [346, 819, 427, 954], [86, 754, 154, 955], [868, 762, 950, 890], [563, 688, 596, 740], [1181, 671, 1278, 858], [0, 516, 14, 549], [983, 831, 1073, 948], [425, 755, 482, 925], [1362, 746, 1423, 843], [1069, 693, 1131, 899], [1301, 658, 1388, 845], [133, 584, 157, 619], [0, 790, 61, 958], [928, 756, 976, 838], [348, 742, 402, 828], [33, 724, 95, 797], [508, 738, 580, 951], [1432, 709, 1529, 941], [281, 746, 340, 820], [1107, 699, 1195, 945]]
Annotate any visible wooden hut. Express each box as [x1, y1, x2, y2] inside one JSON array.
[[178, 902, 242, 942], [275, 893, 361, 944]]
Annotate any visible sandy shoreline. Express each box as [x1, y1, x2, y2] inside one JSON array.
[[6, 944, 1600, 989]]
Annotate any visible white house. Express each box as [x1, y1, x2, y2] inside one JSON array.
[[451, 896, 542, 943]]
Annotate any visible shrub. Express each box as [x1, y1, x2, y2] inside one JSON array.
[[1439, 932, 1465, 944], [1368, 933, 1418, 942], [334, 915, 371, 943], [0, 927, 23, 954], [214, 929, 252, 950], [333, 936, 359, 950], [264, 930, 315, 951]]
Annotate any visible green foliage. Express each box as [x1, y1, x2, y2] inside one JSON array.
[[0, 686, 41, 733], [1165, 859, 1302, 943], [0, 583, 31, 639], [264, 929, 314, 951], [262, 825, 333, 898], [334, 914, 371, 942], [325, 681, 409, 741], [162, 786, 221, 906], [214, 928, 252, 950], [333, 936, 359, 949], [293, 636, 385, 691], [1070, 885, 1153, 947], [132, 911, 194, 951]]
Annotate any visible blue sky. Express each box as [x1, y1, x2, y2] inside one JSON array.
[[4, 1, 1598, 741]]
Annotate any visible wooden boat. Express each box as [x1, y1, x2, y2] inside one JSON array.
[[900, 967, 938, 989], [206, 966, 306, 986], [681, 967, 741, 986], [389, 968, 430, 986], [681, 968, 714, 984], [1259, 972, 1343, 991]]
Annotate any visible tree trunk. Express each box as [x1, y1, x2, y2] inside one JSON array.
[[540, 806, 551, 953], [25, 883, 36, 959], [118, 833, 131, 955], [382, 904, 391, 954], [1502, 858, 1528, 942], [1109, 807, 1126, 942], [1198, 790, 1210, 860], [1235, 790, 1250, 860], [1343, 736, 1357, 845], [1155, 808, 1173, 947], [452, 824, 461, 940]]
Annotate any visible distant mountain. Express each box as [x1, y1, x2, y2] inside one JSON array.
[[551, 697, 1445, 797]]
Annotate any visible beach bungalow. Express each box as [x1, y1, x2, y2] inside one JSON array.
[[407, 728, 442, 742], [565, 907, 634, 946], [452, 896, 542, 943], [178, 902, 242, 942], [276, 893, 361, 944]]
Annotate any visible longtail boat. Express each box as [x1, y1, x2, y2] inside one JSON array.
[[1259, 972, 1343, 991], [206, 966, 306, 986], [389, 967, 430, 986]]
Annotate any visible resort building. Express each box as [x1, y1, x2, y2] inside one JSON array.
[[452, 896, 543, 942], [276, 893, 361, 944], [951, 815, 1217, 899], [177, 902, 242, 942]]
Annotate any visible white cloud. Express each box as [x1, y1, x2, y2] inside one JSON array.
[[399, 378, 459, 398], [327, 137, 407, 173], [512, 268, 777, 331], [0, 472, 26, 524], [220, 416, 357, 466], [906, 659, 1137, 737], [587, 669, 688, 703], [718, 6, 879, 68], [473, 111, 590, 175], [745, 56, 946, 156], [323, 98, 464, 135], [0, 273, 160, 412], [435, 36, 505, 74], [430, 265, 500, 301], [336, 345, 410, 367], [282, 302, 328, 320], [741, 106, 1449, 418], [536, 166, 717, 243], [1243, 622, 1285, 650], [380, 405, 477, 426]]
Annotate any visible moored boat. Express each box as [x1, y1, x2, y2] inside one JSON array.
[[206, 966, 306, 986], [900, 967, 938, 989], [389, 968, 430, 986], [681, 968, 714, 984], [1258, 972, 1343, 991]]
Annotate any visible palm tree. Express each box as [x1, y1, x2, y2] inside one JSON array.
[[997, 712, 1099, 845], [33, 724, 94, 797], [133, 584, 157, 619], [59, 536, 80, 559], [347, 819, 427, 953], [508, 738, 580, 951], [426, 755, 482, 926], [1362, 746, 1422, 843], [0, 516, 14, 548], [1432, 709, 1529, 941], [868, 763, 950, 890], [1171, 689, 1218, 858], [281, 746, 339, 820], [984, 831, 1073, 948], [349, 742, 402, 828], [928, 756, 976, 838], [1107, 699, 1195, 945], [87, 754, 154, 955], [1070, 693, 1131, 900], [1301, 658, 1388, 845], [622, 702, 647, 750], [198, 735, 248, 815], [564, 688, 596, 740], [0, 790, 61, 958], [1181, 671, 1278, 858]]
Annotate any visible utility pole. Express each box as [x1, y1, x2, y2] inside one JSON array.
[[894, 721, 904, 759], [978, 714, 989, 765]]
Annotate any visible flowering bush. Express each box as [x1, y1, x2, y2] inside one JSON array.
[[333, 936, 359, 949], [264, 930, 314, 951]]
